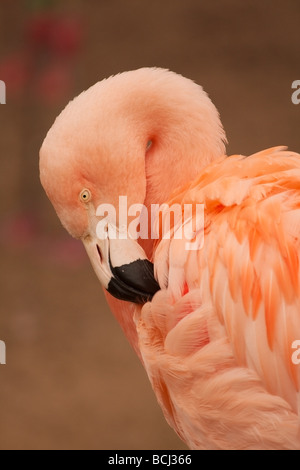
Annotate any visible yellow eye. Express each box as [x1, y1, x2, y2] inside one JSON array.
[[80, 189, 92, 203]]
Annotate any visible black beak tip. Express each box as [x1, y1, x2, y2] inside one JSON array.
[[107, 259, 161, 304]]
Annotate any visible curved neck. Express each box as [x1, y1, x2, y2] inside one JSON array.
[[134, 84, 227, 258]]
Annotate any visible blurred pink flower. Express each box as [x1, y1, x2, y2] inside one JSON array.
[[0, 213, 40, 248], [26, 13, 82, 58], [25, 12, 56, 50], [0, 53, 31, 96], [42, 238, 87, 267], [36, 61, 72, 104], [48, 17, 83, 57]]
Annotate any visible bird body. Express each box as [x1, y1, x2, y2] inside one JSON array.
[[40, 68, 300, 449], [137, 147, 300, 449]]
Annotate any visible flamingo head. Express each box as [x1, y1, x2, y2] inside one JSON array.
[[40, 68, 226, 303]]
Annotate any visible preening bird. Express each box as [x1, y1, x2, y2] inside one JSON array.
[[40, 68, 300, 450]]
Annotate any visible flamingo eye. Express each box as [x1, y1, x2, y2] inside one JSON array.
[[80, 189, 92, 203]]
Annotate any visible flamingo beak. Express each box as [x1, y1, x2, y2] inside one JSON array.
[[82, 224, 160, 304]]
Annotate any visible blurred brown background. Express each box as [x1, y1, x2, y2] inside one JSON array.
[[0, 0, 299, 450]]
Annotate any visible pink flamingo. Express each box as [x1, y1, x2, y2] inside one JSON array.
[[40, 68, 300, 449]]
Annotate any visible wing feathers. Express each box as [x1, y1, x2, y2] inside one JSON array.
[[153, 147, 300, 412], [140, 148, 300, 448]]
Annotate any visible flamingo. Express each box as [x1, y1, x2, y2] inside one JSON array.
[[40, 68, 300, 450]]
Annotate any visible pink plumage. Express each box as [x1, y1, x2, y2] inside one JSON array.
[[40, 68, 300, 449]]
